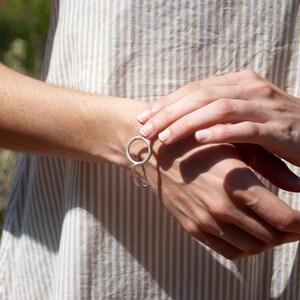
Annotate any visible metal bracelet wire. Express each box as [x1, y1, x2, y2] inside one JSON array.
[[125, 136, 152, 188]]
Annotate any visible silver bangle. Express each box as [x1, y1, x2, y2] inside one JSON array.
[[126, 136, 152, 188]]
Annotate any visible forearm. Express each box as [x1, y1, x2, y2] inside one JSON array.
[[0, 64, 146, 167]]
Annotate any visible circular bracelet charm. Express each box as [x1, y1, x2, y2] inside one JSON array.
[[125, 136, 152, 188], [126, 136, 152, 166]]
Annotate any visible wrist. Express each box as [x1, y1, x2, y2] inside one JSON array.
[[101, 98, 151, 169]]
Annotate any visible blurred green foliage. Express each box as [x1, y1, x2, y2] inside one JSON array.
[[0, 0, 50, 234], [0, 0, 50, 76]]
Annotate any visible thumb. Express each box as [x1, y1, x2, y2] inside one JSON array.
[[235, 144, 300, 193]]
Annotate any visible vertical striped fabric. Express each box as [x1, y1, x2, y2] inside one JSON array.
[[1, 0, 300, 299]]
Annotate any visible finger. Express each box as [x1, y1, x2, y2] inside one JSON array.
[[165, 201, 246, 260], [156, 99, 266, 144], [151, 73, 242, 112], [224, 168, 300, 234], [175, 194, 265, 255], [193, 232, 247, 260], [206, 192, 289, 248], [215, 224, 268, 255], [194, 122, 300, 187], [195, 122, 266, 144], [137, 70, 263, 124], [137, 72, 244, 124], [235, 144, 300, 192], [139, 88, 252, 140], [179, 171, 291, 251], [165, 192, 254, 259], [149, 70, 265, 118], [249, 189, 300, 234], [230, 207, 300, 247]]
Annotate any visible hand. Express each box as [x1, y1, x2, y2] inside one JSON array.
[[135, 138, 300, 259], [137, 70, 300, 167]]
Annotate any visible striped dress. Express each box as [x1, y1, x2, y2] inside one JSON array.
[[1, 0, 300, 299]]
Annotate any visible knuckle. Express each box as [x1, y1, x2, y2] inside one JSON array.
[[184, 220, 200, 237], [216, 98, 233, 117], [223, 71, 238, 81], [275, 212, 295, 232], [158, 106, 174, 122], [267, 232, 284, 246], [219, 125, 232, 140], [195, 213, 222, 235], [154, 99, 166, 111], [162, 198, 174, 211], [194, 213, 210, 227], [223, 71, 245, 84], [183, 81, 201, 92], [278, 122, 296, 142], [223, 172, 250, 197], [180, 115, 194, 131], [254, 82, 274, 97], [210, 202, 232, 219], [245, 122, 260, 137], [198, 87, 214, 100], [153, 94, 174, 112]]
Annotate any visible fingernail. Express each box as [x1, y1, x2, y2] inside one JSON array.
[[137, 109, 151, 123], [140, 123, 154, 137], [195, 130, 211, 141], [158, 129, 171, 143]]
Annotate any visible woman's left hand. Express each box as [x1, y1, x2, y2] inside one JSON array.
[[137, 70, 300, 167]]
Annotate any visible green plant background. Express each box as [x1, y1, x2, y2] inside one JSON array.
[[0, 0, 50, 234]]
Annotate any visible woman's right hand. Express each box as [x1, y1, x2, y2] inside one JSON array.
[[137, 70, 300, 167], [131, 136, 300, 260]]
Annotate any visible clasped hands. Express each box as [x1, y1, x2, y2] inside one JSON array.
[[136, 70, 300, 260]]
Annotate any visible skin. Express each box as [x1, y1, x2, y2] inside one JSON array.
[[2, 64, 300, 259], [140, 137, 300, 259], [0, 64, 147, 168], [138, 70, 300, 167]]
